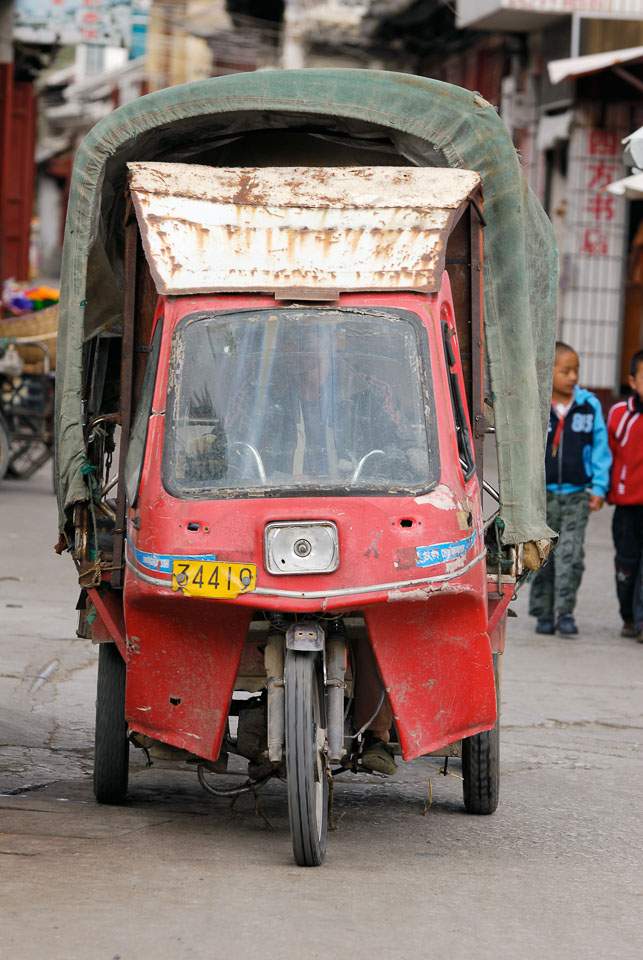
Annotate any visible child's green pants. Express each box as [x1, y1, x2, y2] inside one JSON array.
[[528, 490, 590, 619]]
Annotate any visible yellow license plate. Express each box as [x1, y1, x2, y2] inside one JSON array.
[[172, 560, 257, 598]]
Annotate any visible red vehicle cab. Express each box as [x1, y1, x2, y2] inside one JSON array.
[[123, 282, 495, 771]]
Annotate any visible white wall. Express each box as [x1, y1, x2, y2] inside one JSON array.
[[36, 176, 64, 279]]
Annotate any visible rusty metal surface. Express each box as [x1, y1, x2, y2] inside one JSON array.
[[444, 198, 485, 481], [127, 163, 482, 296], [445, 210, 473, 409]]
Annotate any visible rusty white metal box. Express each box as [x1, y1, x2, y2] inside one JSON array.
[[127, 162, 481, 298]]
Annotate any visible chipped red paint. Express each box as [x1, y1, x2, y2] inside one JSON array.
[[124, 572, 253, 761], [364, 593, 495, 759], [487, 583, 513, 654], [88, 587, 127, 658]]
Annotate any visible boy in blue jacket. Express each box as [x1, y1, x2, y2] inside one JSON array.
[[529, 342, 612, 636]]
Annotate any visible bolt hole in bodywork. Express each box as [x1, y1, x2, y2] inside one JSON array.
[[400, 518, 414, 527], [169, 697, 182, 705], [187, 522, 200, 531]]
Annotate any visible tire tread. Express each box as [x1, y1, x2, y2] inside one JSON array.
[[94, 642, 129, 804], [285, 651, 328, 866], [462, 654, 500, 815]]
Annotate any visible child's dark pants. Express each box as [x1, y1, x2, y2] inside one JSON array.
[[612, 504, 643, 630], [529, 490, 590, 620]]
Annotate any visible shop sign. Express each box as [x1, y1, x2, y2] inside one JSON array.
[[560, 116, 628, 389], [14, 0, 148, 48]]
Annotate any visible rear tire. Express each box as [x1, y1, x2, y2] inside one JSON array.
[[7, 439, 52, 480], [285, 650, 328, 866], [462, 653, 500, 815], [0, 416, 9, 481], [94, 643, 129, 804]]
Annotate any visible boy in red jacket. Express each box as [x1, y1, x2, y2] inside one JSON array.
[[607, 349, 643, 641]]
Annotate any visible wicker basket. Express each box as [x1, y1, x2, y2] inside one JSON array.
[[0, 305, 58, 371]]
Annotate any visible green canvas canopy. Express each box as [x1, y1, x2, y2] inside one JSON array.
[[55, 68, 557, 547]]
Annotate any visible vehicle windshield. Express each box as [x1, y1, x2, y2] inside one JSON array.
[[162, 307, 438, 498]]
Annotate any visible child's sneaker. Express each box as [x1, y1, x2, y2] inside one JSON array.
[[557, 614, 578, 636], [535, 618, 555, 634]]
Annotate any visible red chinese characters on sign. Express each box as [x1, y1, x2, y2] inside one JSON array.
[[580, 230, 608, 256], [588, 130, 620, 157], [580, 128, 620, 258], [585, 193, 616, 221], [80, 0, 101, 41], [585, 161, 617, 190]]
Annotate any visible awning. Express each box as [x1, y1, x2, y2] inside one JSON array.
[[536, 110, 574, 151], [35, 133, 72, 165], [64, 56, 147, 103], [605, 126, 643, 198], [606, 172, 643, 200], [623, 126, 643, 170], [548, 45, 643, 86]]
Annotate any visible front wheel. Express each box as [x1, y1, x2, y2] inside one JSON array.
[[94, 642, 129, 804], [285, 650, 328, 866], [461, 653, 500, 815]]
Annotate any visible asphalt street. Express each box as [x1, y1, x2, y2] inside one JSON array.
[[1, 464, 642, 960]]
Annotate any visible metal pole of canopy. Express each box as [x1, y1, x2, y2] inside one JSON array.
[[111, 200, 137, 589], [470, 192, 485, 486]]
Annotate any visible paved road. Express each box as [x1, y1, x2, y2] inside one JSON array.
[[1, 467, 641, 960]]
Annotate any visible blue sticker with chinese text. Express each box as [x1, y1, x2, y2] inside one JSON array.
[[416, 530, 478, 567], [128, 540, 218, 573]]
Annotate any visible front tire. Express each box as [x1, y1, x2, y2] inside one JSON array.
[[94, 642, 129, 804], [285, 650, 328, 866], [461, 653, 500, 814]]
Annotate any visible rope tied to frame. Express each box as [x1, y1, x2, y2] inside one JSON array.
[[485, 516, 513, 568], [484, 515, 514, 593], [78, 560, 124, 589]]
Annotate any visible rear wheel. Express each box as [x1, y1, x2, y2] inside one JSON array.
[[285, 650, 328, 866], [0, 416, 9, 481], [94, 642, 129, 804], [7, 438, 52, 479], [462, 653, 500, 814]]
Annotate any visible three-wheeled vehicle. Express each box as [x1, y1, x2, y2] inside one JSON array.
[[55, 70, 557, 866]]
